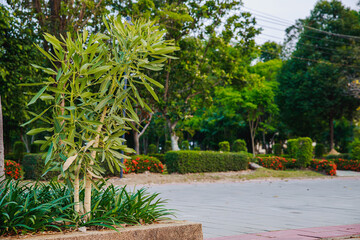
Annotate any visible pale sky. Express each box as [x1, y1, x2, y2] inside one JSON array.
[[242, 0, 359, 44]]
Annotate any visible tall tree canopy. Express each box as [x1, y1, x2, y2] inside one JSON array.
[[277, 0, 360, 150]]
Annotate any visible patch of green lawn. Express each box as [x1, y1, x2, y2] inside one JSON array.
[[236, 168, 326, 180]]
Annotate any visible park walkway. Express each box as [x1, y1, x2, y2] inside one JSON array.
[[207, 224, 360, 239], [144, 177, 360, 239]]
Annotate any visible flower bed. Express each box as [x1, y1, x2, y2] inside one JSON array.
[[257, 156, 297, 170], [124, 155, 164, 174], [4, 160, 22, 180], [333, 158, 360, 171], [257, 156, 336, 176], [310, 159, 336, 176]]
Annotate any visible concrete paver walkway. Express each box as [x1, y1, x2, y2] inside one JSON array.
[[207, 224, 360, 239], [143, 178, 360, 239]]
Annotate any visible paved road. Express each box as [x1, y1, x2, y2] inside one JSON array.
[[143, 178, 360, 239]]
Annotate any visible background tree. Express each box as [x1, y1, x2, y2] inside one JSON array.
[[278, 0, 360, 151], [114, 0, 260, 150], [260, 41, 283, 62]]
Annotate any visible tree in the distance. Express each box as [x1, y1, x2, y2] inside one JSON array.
[[278, 0, 360, 151]]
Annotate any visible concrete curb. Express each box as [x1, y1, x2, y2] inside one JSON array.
[[5, 220, 203, 240]]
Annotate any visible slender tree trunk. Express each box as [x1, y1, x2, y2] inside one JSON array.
[[329, 117, 334, 150], [85, 107, 107, 220], [133, 131, 140, 154], [167, 119, 180, 151], [74, 165, 80, 213], [249, 120, 256, 157], [0, 96, 4, 181]]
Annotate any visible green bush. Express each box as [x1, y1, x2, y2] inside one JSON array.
[[181, 140, 190, 150], [314, 143, 326, 158], [22, 153, 59, 180], [273, 143, 282, 155], [296, 137, 313, 167], [325, 153, 351, 160], [165, 150, 249, 174], [350, 139, 360, 160], [287, 139, 298, 158], [333, 158, 360, 171], [194, 146, 201, 151], [148, 144, 157, 154], [4, 160, 23, 180], [13, 141, 26, 162], [0, 179, 172, 236], [30, 143, 41, 153], [149, 153, 165, 164], [165, 141, 172, 152], [5, 153, 16, 161], [124, 155, 164, 174], [232, 139, 247, 152], [219, 141, 230, 152]]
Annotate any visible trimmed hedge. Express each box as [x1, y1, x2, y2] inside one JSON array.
[[181, 140, 190, 150], [314, 143, 326, 158], [310, 159, 336, 176], [147, 144, 157, 154], [350, 139, 360, 160], [13, 141, 26, 162], [273, 143, 282, 155], [165, 141, 172, 152], [257, 156, 297, 170], [149, 153, 165, 164], [232, 139, 247, 152], [22, 153, 59, 180], [333, 158, 360, 171], [326, 153, 351, 160], [296, 137, 313, 167], [287, 139, 298, 158], [219, 141, 230, 152], [165, 150, 249, 174]]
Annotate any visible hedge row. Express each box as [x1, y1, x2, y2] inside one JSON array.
[[333, 158, 360, 171], [310, 159, 336, 176], [22, 153, 59, 180], [257, 156, 297, 170], [165, 150, 249, 174]]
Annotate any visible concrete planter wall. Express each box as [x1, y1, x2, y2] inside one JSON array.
[[5, 220, 203, 240]]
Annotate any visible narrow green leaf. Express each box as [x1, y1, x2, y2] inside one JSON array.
[[28, 86, 47, 106], [27, 128, 53, 136]]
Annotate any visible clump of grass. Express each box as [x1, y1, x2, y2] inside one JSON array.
[[236, 168, 326, 180], [0, 179, 173, 236]]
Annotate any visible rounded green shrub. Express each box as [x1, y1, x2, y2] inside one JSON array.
[[219, 141, 230, 152], [124, 155, 164, 174], [273, 143, 282, 155], [148, 144, 157, 154], [287, 139, 298, 158], [165, 141, 172, 152], [314, 143, 326, 158], [350, 138, 360, 160], [194, 146, 201, 151], [232, 139, 247, 152], [181, 140, 190, 150], [13, 141, 26, 162], [296, 137, 313, 167]]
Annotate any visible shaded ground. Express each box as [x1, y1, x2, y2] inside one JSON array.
[[109, 168, 328, 186]]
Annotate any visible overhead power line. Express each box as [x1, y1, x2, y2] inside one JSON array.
[[259, 49, 360, 69]]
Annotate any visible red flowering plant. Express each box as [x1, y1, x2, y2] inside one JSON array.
[[333, 158, 360, 171], [123, 155, 164, 174], [257, 156, 297, 170], [4, 160, 23, 180], [310, 159, 336, 176]]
